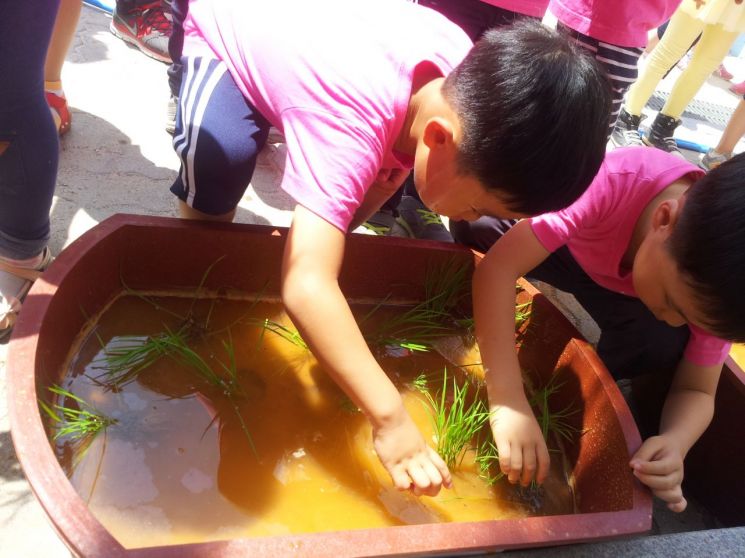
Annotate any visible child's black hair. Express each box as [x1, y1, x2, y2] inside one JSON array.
[[668, 153, 745, 342], [442, 19, 611, 215]]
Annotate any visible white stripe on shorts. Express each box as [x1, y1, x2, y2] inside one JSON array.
[[175, 60, 227, 206]]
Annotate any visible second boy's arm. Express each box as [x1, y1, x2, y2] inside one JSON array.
[[473, 219, 552, 485], [630, 358, 721, 512], [348, 168, 410, 231], [281, 204, 452, 496]]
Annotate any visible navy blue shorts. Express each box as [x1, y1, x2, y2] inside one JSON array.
[[170, 58, 270, 215]]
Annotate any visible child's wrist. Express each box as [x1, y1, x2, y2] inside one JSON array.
[[367, 396, 408, 429]]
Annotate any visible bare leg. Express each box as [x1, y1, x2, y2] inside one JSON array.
[[715, 99, 745, 155], [177, 200, 236, 222], [44, 0, 82, 83]]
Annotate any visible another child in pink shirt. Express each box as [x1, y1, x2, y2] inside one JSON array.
[[171, 0, 611, 496], [451, 147, 745, 512]]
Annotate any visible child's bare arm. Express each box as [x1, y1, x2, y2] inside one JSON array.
[[281, 204, 451, 495], [630, 359, 721, 512], [473, 220, 552, 485]]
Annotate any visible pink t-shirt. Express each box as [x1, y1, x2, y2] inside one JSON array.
[[481, 0, 548, 18], [548, 0, 681, 47], [182, 0, 472, 232], [530, 147, 731, 366]]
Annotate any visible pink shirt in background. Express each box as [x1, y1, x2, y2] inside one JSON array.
[[481, 0, 548, 18], [182, 0, 472, 232], [548, 0, 681, 47], [530, 147, 731, 366]]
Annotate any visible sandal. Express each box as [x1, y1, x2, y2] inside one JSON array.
[[45, 84, 71, 137], [0, 247, 53, 339]]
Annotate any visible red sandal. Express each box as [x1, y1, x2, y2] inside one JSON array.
[[44, 83, 71, 136]]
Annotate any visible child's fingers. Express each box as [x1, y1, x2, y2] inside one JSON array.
[[630, 455, 678, 476], [650, 484, 686, 512], [507, 443, 523, 484], [632, 469, 681, 490], [407, 462, 434, 495], [427, 446, 452, 488], [520, 447, 537, 486], [391, 467, 412, 492], [535, 442, 551, 485], [667, 496, 688, 513], [497, 439, 512, 476], [630, 435, 665, 463], [418, 457, 445, 494]]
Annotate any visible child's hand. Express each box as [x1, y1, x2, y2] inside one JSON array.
[[373, 406, 452, 497], [630, 435, 687, 512], [490, 402, 550, 486]]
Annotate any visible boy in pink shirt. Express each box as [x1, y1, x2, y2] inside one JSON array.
[[171, 0, 610, 496], [451, 147, 745, 512]]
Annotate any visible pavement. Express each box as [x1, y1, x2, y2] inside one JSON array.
[[1, 6, 745, 557]]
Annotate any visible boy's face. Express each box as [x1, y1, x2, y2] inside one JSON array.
[[413, 151, 525, 222], [632, 203, 707, 330]]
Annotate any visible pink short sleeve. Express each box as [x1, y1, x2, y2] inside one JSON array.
[[683, 324, 732, 367]]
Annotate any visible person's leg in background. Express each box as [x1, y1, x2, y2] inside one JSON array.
[[557, 26, 643, 142], [171, 58, 270, 222], [702, 97, 745, 170], [110, 0, 172, 63], [620, 8, 705, 155], [164, 0, 188, 134], [416, 0, 531, 40], [645, 22, 739, 153], [0, 0, 62, 338], [44, 0, 82, 136]]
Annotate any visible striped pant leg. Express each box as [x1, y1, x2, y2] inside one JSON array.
[[171, 57, 270, 216], [559, 25, 643, 138]]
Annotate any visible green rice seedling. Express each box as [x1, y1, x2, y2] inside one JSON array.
[[256, 318, 308, 350], [424, 369, 489, 468], [474, 438, 505, 486], [91, 325, 190, 390], [39, 385, 117, 442], [360, 259, 473, 352], [529, 373, 581, 445], [409, 372, 430, 394], [515, 301, 532, 329], [338, 395, 360, 414]]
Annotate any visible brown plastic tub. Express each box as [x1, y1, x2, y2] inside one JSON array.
[[7, 214, 651, 557], [685, 356, 745, 527]]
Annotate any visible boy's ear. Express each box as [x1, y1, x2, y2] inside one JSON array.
[[422, 116, 456, 151], [651, 198, 682, 233]]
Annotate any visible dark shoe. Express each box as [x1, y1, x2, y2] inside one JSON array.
[[396, 195, 453, 243], [361, 208, 411, 237], [610, 108, 643, 148], [110, 1, 172, 63], [643, 113, 682, 156]]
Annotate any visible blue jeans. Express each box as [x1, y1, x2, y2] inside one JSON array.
[[0, 0, 60, 259]]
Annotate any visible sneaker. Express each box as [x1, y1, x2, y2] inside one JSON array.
[[730, 81, 745, 96], [165, 94, 178, 135], [396, 195, 453, 243], [610, 108, 644, 148], [643, 113, 683, 156], [713, 64, 734, 81], [700, 149, 731, 171], [110, 1, 172, 63], [361, 208, 411, 237]]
